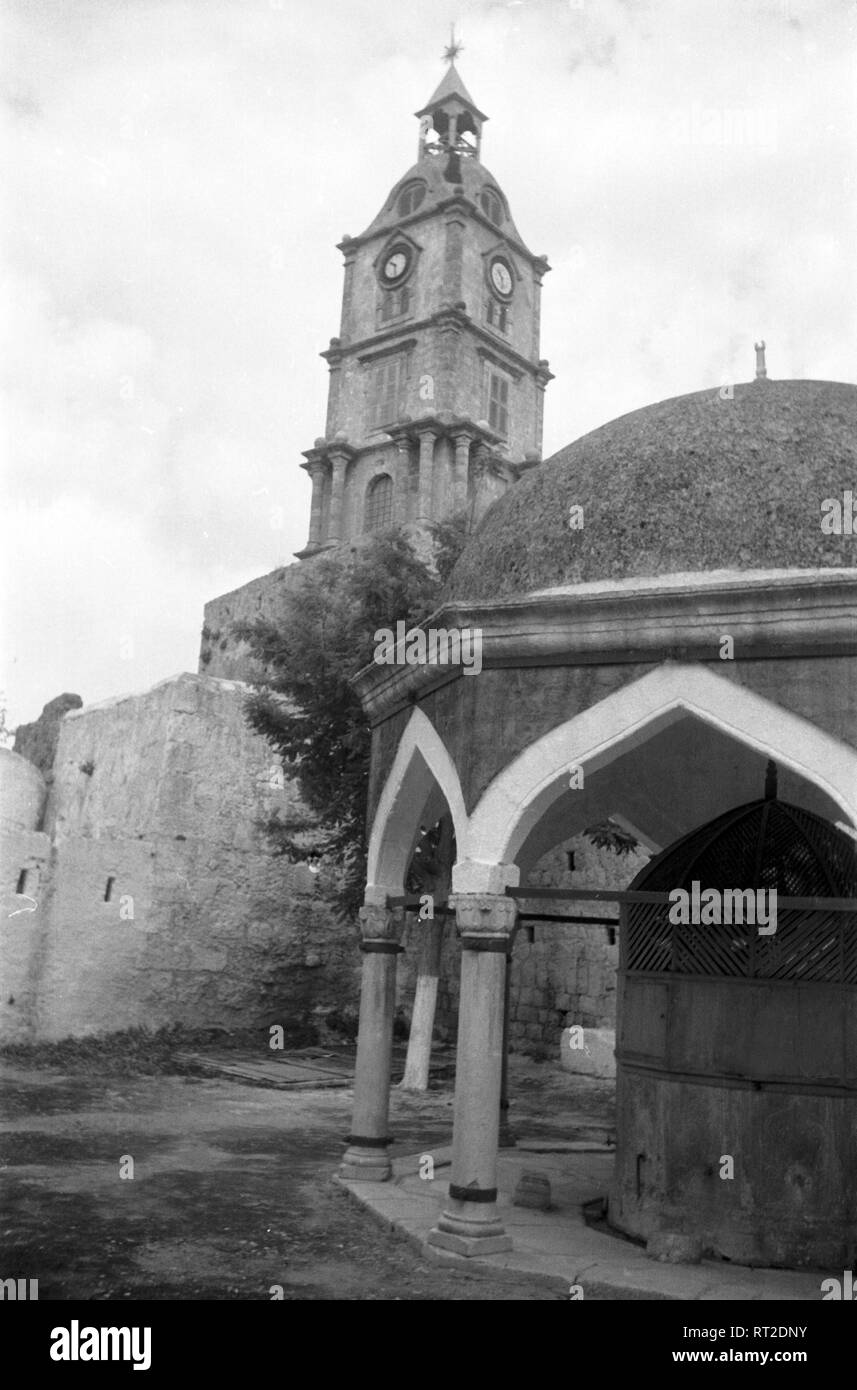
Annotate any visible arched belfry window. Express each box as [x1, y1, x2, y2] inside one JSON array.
[[480, 188, 504, 225], [398, 181, 426, 217], [365, 474, 394, 533]]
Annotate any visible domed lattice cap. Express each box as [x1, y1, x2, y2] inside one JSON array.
[[635, 793, 857, 899]]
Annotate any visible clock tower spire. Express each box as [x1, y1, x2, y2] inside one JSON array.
[[296, 48, 552, 559]]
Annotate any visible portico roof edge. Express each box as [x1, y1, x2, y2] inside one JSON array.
[[352, 569, 857, 727]]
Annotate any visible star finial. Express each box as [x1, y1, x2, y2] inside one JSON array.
[[442, 23, 463, 64]]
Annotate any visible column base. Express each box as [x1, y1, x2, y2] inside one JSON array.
[[427, 1228, 512, 1257], [339, 1142, 392, 1182], [427, 1198, 512, 1256]]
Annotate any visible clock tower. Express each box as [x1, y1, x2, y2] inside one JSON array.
[[296, 53, 552, 558]]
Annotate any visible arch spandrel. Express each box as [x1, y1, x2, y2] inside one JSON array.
[[462, 663, 857, 870]]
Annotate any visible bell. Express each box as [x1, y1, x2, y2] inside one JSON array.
[[444, 151, 462, 184]]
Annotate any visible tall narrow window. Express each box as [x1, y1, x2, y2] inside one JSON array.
[[485, 298, 509, 334], [487, 370, 510, 437], [480, 188, 504, 225], [365, 474, 394, 533], [104, 876, 116, 903], [379, 285, 411, 324], [397, 181, 426, 217], [371, 355, 405, 427], [16, 869, 29, 896]]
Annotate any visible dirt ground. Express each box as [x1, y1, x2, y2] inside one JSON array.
[[0, 1053, 614, 1301]]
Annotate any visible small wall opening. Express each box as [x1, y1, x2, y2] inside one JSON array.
[[16, 869, 29, 896], [104, 876, 116, 903]]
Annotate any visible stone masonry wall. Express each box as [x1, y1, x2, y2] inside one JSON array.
[[0, 750, 50, 1042], [0, 827, 51, 1043], [13, 693, 83, 782], [396, 831, 649, 1054], [199, 566, 302, 682], [26, 672, 358, 1042]]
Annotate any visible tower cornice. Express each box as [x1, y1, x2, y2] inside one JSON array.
[[320, 307, 552, 383]]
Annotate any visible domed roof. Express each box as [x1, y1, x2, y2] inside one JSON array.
[[359, 157, 526, 247], [636, 786, 857, 899], [446, 379, 857, 601]]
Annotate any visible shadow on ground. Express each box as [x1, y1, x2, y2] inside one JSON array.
[[0, 1052, 613, 1301]]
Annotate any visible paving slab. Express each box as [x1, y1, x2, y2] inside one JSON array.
[[340, 1147, 827, 1301]]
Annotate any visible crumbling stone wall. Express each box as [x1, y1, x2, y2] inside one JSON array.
[[199, 567, 302, 681], [13, 693, 82, 781], [0, 750, 51, 1042], [14, 673, 358, 1042]]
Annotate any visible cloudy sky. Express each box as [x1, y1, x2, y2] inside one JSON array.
[[2, 0, 855, 728]]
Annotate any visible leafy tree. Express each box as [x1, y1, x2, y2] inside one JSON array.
[[238, 519, 637, 929], [583, 819, 640, 856], [237, 529, 454, 922], [428, 511, 472, 585], [237, 517, 639, 1086]]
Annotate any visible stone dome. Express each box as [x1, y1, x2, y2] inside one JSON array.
[[446, 379, 857, 601]]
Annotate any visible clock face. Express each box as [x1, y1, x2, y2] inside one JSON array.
[[490, 258, 513, 297], [382, 249, 409, 282]]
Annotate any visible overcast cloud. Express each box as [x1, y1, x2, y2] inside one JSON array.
[[2, 0, 855, 726]]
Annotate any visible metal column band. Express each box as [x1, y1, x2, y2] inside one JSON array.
[[459, 936, 510, 952], [448, 1184, 499, 1203], [345, 1134, 391, 1148], [359, 940, 404, 954]]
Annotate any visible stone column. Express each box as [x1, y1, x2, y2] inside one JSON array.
[[498, 936, 517, 1148], [327, 450, 348, 545], [452, 431, 471, 514], [340, 903, 403, 1182], [442, 215, 465, 304], [416, 429, 436, 523], [427, 893, 517, 1255], [394, 437, 413, 523], [306, 461, 326, 548]]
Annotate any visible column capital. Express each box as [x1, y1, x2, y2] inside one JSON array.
[[450, 892, 518, 943], [301, 439, 357, 467], [358, 903, 404, 947]]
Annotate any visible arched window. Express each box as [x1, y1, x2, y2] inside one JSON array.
[[398, 181, 427, 217], [379, 284, 411, 323], [480, 188, 504, 225], [365, 474, 394, 533], [485, 297, 509, 334]]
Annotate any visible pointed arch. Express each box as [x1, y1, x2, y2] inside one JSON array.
[[366, 706, 468, 895], [463, 663, 857, 868]]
